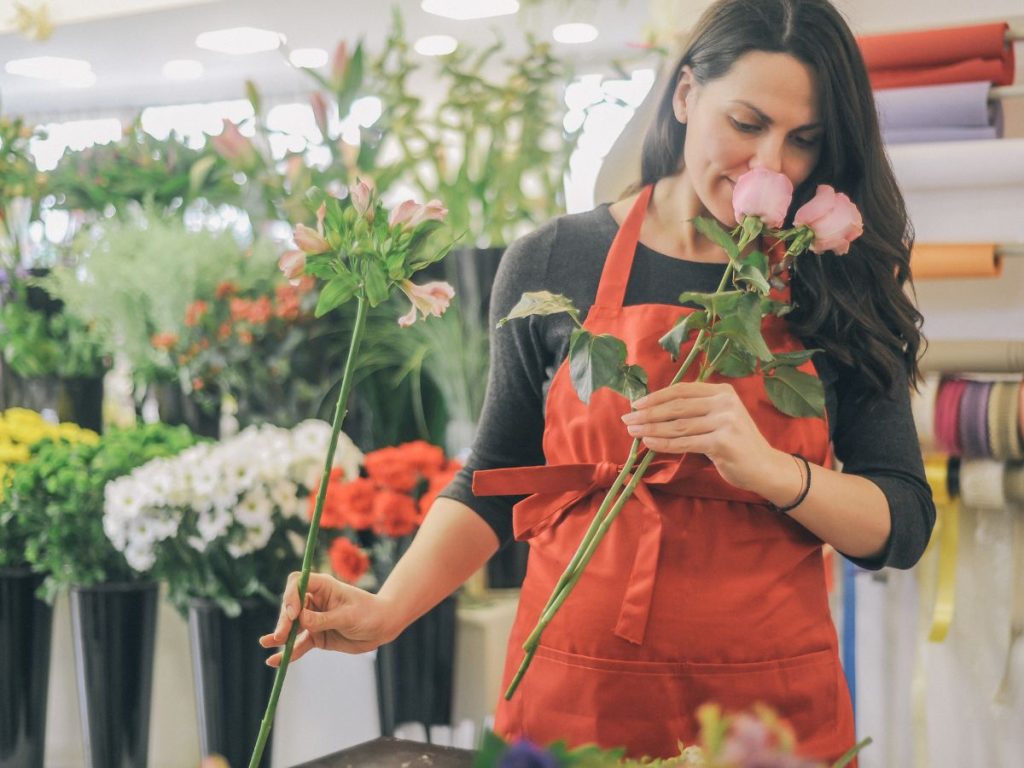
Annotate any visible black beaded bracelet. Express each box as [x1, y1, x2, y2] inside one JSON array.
[[776, 453, 811, 514]]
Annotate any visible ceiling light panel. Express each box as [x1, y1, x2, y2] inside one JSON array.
[[421, 0, 519, 21], [414, 35, 458, 57], [195, 27, 285, 55]]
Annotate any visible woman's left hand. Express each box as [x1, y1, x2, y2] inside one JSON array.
[[620, 381, 779, 492]]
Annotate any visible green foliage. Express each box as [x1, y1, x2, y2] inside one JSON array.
[[569, 328, 648, 405], [2, 422, 197, 601], [38, 210, 277, 386], [498, 290, 580, 328], [0, 284, 108, 379], [0, 117, 44, 205], [45, 120, 239, 214]]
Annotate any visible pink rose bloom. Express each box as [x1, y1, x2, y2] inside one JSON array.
[[732, 168, 794, 228], [396, 280, 455, 327], [793, 185, 863, 255], [278, 249, 306, 285], [350, 179, 373, 218]]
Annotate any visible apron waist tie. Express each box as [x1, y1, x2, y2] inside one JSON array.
[[473, 459, 769, 645]]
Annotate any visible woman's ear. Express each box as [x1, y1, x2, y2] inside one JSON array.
[[672, 66, 696, 124]]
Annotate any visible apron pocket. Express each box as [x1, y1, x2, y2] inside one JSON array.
[[512, 645, 840, 761]]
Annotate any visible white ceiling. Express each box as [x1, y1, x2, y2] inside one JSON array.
[[1, 0, 1021, 121]]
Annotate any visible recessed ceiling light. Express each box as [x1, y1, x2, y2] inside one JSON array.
[[414, 35, 458, 57], [421, 0, 519, 21], [553, 23, 599, 44], [5, 56, 92, 82], [195, 27, 285, 55], [289, 48, 328, 68], [162, 59, 204, 80]]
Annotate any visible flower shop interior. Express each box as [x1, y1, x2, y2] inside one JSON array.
[[1, 0, 1023, 767]]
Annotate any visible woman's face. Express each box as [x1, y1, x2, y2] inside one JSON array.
[[673, 51, 823, 226]]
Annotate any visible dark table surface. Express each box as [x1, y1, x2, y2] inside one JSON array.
[[291, 737, 475, 768]]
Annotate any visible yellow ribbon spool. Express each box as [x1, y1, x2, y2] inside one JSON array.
[[923, 455, 959, 643]]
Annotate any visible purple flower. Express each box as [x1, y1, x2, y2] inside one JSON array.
[[497, 740, 560, 768]]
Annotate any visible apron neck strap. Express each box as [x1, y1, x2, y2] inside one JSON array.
[[594, 184, 654, 309]]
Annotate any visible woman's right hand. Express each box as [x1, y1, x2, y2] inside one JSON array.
[[259, 571, 399, 667]]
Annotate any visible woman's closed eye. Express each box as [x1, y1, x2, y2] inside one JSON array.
[[730, 116, 820, 150]]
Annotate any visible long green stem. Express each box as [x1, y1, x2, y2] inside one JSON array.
[[504, 263, 738, 700], [248, 294, 369, 768]]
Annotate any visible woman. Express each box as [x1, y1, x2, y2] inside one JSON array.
[[261, 0, 935, 761]]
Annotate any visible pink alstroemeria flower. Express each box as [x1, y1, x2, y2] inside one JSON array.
[[293, 203, 330, 254], [278, 249, 306, 286], [396, 280, 455, 328], [211, 119, 255, 164], [793, 184, 863, 255], [732, 168, 794, 228], [331, 41, 349, 86], [310, 92, 330, 139], [350, 179, 373, 218], [388, 199, 448, 230]]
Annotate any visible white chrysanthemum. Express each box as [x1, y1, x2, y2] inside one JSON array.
[[125, 542, 156, 572], [197, 506, 232, 545], [236, 488, 273, 527], [268, 479, 298, 514]]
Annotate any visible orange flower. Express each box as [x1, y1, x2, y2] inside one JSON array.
[[400, 440, 446, 476], [150, 331, 178, 350], [238, 329, 254, 345], [335, 476, 376, 530], [247, 296, 273, 325], [185, 300, 209, 327], [217, 322, 232, 341], [371, 489, 419, 537], [329, 538, 369, 584], [230, 297, 250, 322], [192, 377, 205, 391], [364, 447, 419, 492], [215, 281, 238, 299]]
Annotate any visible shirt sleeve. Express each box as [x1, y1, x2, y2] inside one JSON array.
[[436, 222, 559, 549], [830, 363, 937, 570]]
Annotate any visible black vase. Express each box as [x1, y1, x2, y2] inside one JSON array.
[[375, 594, 457, 737], [0, 568, 53, 768], [69, 581, 158, 768], [187, 598, 277, 768]]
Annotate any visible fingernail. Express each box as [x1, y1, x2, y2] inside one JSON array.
[[286, 604, 297, 620], [632, 397, 647, 408], [627, 425, 641, 435]]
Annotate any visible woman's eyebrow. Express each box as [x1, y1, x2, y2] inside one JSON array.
[[731, 100, 821, 131]]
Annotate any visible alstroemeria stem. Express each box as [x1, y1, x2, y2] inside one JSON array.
[[505, 263, 736, 701], [249, 294, 369, 768]]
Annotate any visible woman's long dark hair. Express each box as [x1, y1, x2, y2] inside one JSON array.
[[638, 0, 924, 396]]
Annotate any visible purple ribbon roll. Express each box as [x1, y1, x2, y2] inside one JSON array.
[[959, 380, 994, 458]]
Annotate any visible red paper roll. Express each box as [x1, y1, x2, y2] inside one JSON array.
[[935, 378, 968, 455]]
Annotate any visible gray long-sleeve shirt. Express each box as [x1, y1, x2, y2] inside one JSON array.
[[439, 204, 936, 570]]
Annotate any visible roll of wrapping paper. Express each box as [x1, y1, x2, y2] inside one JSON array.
[[935, 378, 968, 454], [912, 374, 941, 452], [988, 381, 1024, 460], [874, 81, 996, 131], [960, 380, 995, 458], [857, 22, 1015, 89], [924, 455, 959, 642], [884, 126, 1000, 144], [995, 461, 1024, 704], [910, 244, 1002, 279], [960, 459, 1007, 509], [886, 139, 1024, 192]]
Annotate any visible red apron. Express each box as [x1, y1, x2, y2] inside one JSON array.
[[473, 185, 856, 763]]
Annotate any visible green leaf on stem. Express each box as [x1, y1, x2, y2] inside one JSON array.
[[361, 259, 390, 307], [498, 291, 580, 327], [706, 335, 758, 378], [314, 271, 359, 317], [659, 310, 708, 359], [692, 216, 739, 261], [713, 293, 773, 361], [764, 365, 825, 418], [762, 349, 820, 372], [761, 297, 792, 317], [678, 290, 743, 317], [734, 250, 772, 294], [568, 328, 648, 404], [188, 155, 216, 196]]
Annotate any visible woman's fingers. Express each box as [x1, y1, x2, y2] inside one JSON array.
[[625, 414, 718, 439]]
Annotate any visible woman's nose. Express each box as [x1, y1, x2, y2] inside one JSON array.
[[749, 138, 785, 174]]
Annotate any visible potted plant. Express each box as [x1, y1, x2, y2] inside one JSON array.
[[103, 420, 362, 767], [38, 210, 282, 435], [0, 408, 98, 768], [311, 438, 462, 736], [4, 422, 197, 768]]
